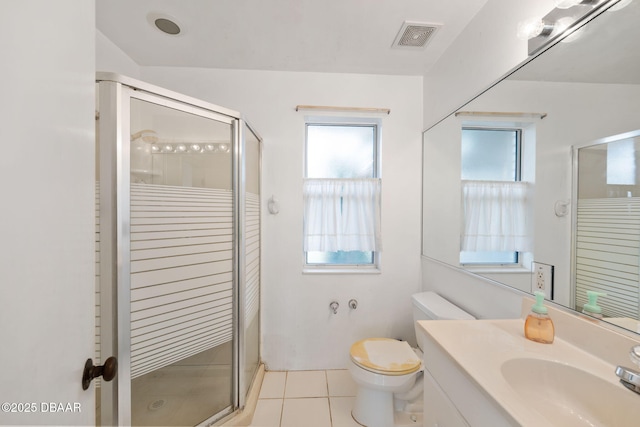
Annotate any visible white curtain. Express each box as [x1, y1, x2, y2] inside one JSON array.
[[461, 180, 531, 252], [303, 178, 382, 252]]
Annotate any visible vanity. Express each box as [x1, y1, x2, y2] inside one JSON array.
[[418, 298, 640, 426]]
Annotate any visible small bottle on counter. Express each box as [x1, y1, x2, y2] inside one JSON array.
[[524, 291, 554, 344], [582, 290, 606, 319]]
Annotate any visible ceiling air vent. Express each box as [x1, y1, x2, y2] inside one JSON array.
[[393, 21, 441, 49]]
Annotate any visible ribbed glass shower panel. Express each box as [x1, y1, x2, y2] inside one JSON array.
[[128, 98, 235, 426]]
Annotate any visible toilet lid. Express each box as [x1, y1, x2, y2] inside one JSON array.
[[350, 338, 421, 376]]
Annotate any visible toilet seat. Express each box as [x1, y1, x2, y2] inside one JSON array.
[[350, 338, 421, 376]]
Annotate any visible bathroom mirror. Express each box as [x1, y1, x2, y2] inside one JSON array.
[[422, 0, 640, 331]]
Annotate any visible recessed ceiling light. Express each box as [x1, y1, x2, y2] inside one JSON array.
[[155, 17, 180, 35], [147, 13, 183, 36]]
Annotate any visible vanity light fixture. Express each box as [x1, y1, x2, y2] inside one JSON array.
[[517, 17, 554, 40], [524, 0, 619, 55], [554, 0, 601, 9]]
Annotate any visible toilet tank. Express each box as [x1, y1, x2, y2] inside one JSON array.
[[411, 291, 475, 350]]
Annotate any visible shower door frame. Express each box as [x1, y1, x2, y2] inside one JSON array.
[[96, 73, 258, 426]]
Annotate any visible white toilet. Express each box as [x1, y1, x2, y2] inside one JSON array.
[[349, 291, 475, 427]]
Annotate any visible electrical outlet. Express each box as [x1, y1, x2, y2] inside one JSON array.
[[536, 270, 545, 290], [531, 262, 554, 300]]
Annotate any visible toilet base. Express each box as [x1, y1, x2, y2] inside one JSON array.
[[352, 401, 422, 427], [352, 386, 394, 427], [351, 388, 423, 427]]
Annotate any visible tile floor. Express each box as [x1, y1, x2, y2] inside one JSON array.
[[249, 370, 362, 427]]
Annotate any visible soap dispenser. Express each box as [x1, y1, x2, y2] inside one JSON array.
[[524, 291, 554, 344], [582, 290, 606, 319]]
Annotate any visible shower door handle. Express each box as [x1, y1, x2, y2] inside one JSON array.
[[82, 356, 117, 390]]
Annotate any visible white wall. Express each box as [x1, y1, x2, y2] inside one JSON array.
[[0, 1, 96, 425], [423, 0, 555, 128], [96, 29, 141, 78]]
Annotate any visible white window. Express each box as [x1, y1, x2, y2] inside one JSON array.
[[303, 118, 382, 271], [460, 127, 530, 265]]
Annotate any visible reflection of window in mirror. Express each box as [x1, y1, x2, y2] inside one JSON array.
[[606, 139, 636, 186], [460, 127, 530, 266]]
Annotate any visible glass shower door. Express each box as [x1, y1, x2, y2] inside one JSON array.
[[241, 123, 261, 403], [127, 95, 237, 426]]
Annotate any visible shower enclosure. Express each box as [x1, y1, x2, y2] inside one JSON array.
[[95, 73, 261, 426]]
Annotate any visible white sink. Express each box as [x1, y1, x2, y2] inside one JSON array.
[[501, 357, 640, 426], [418, 314, 640, 427]]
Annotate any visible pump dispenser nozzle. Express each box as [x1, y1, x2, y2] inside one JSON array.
[[531, 291, 548, 315], [583, 291, 606, 318]]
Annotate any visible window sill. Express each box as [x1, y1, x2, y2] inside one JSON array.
[[302, 266, 381, 275], [462, 265, 531, 274]]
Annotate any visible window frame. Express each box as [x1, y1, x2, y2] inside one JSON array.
[[459, 126, 524, 267], [302, 116, 382, 273]]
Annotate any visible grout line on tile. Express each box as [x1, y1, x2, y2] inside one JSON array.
[[280, 396, 329, 400], [327, 388, 334, 427], [325, 371, 333, 427], [280, 371, 287, 427], [324, 370, 329, 398]]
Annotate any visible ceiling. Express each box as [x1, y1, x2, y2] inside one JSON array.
[[96, 0, 489, 76]]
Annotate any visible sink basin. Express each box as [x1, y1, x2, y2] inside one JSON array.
[[501, 358, 640, 426]]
